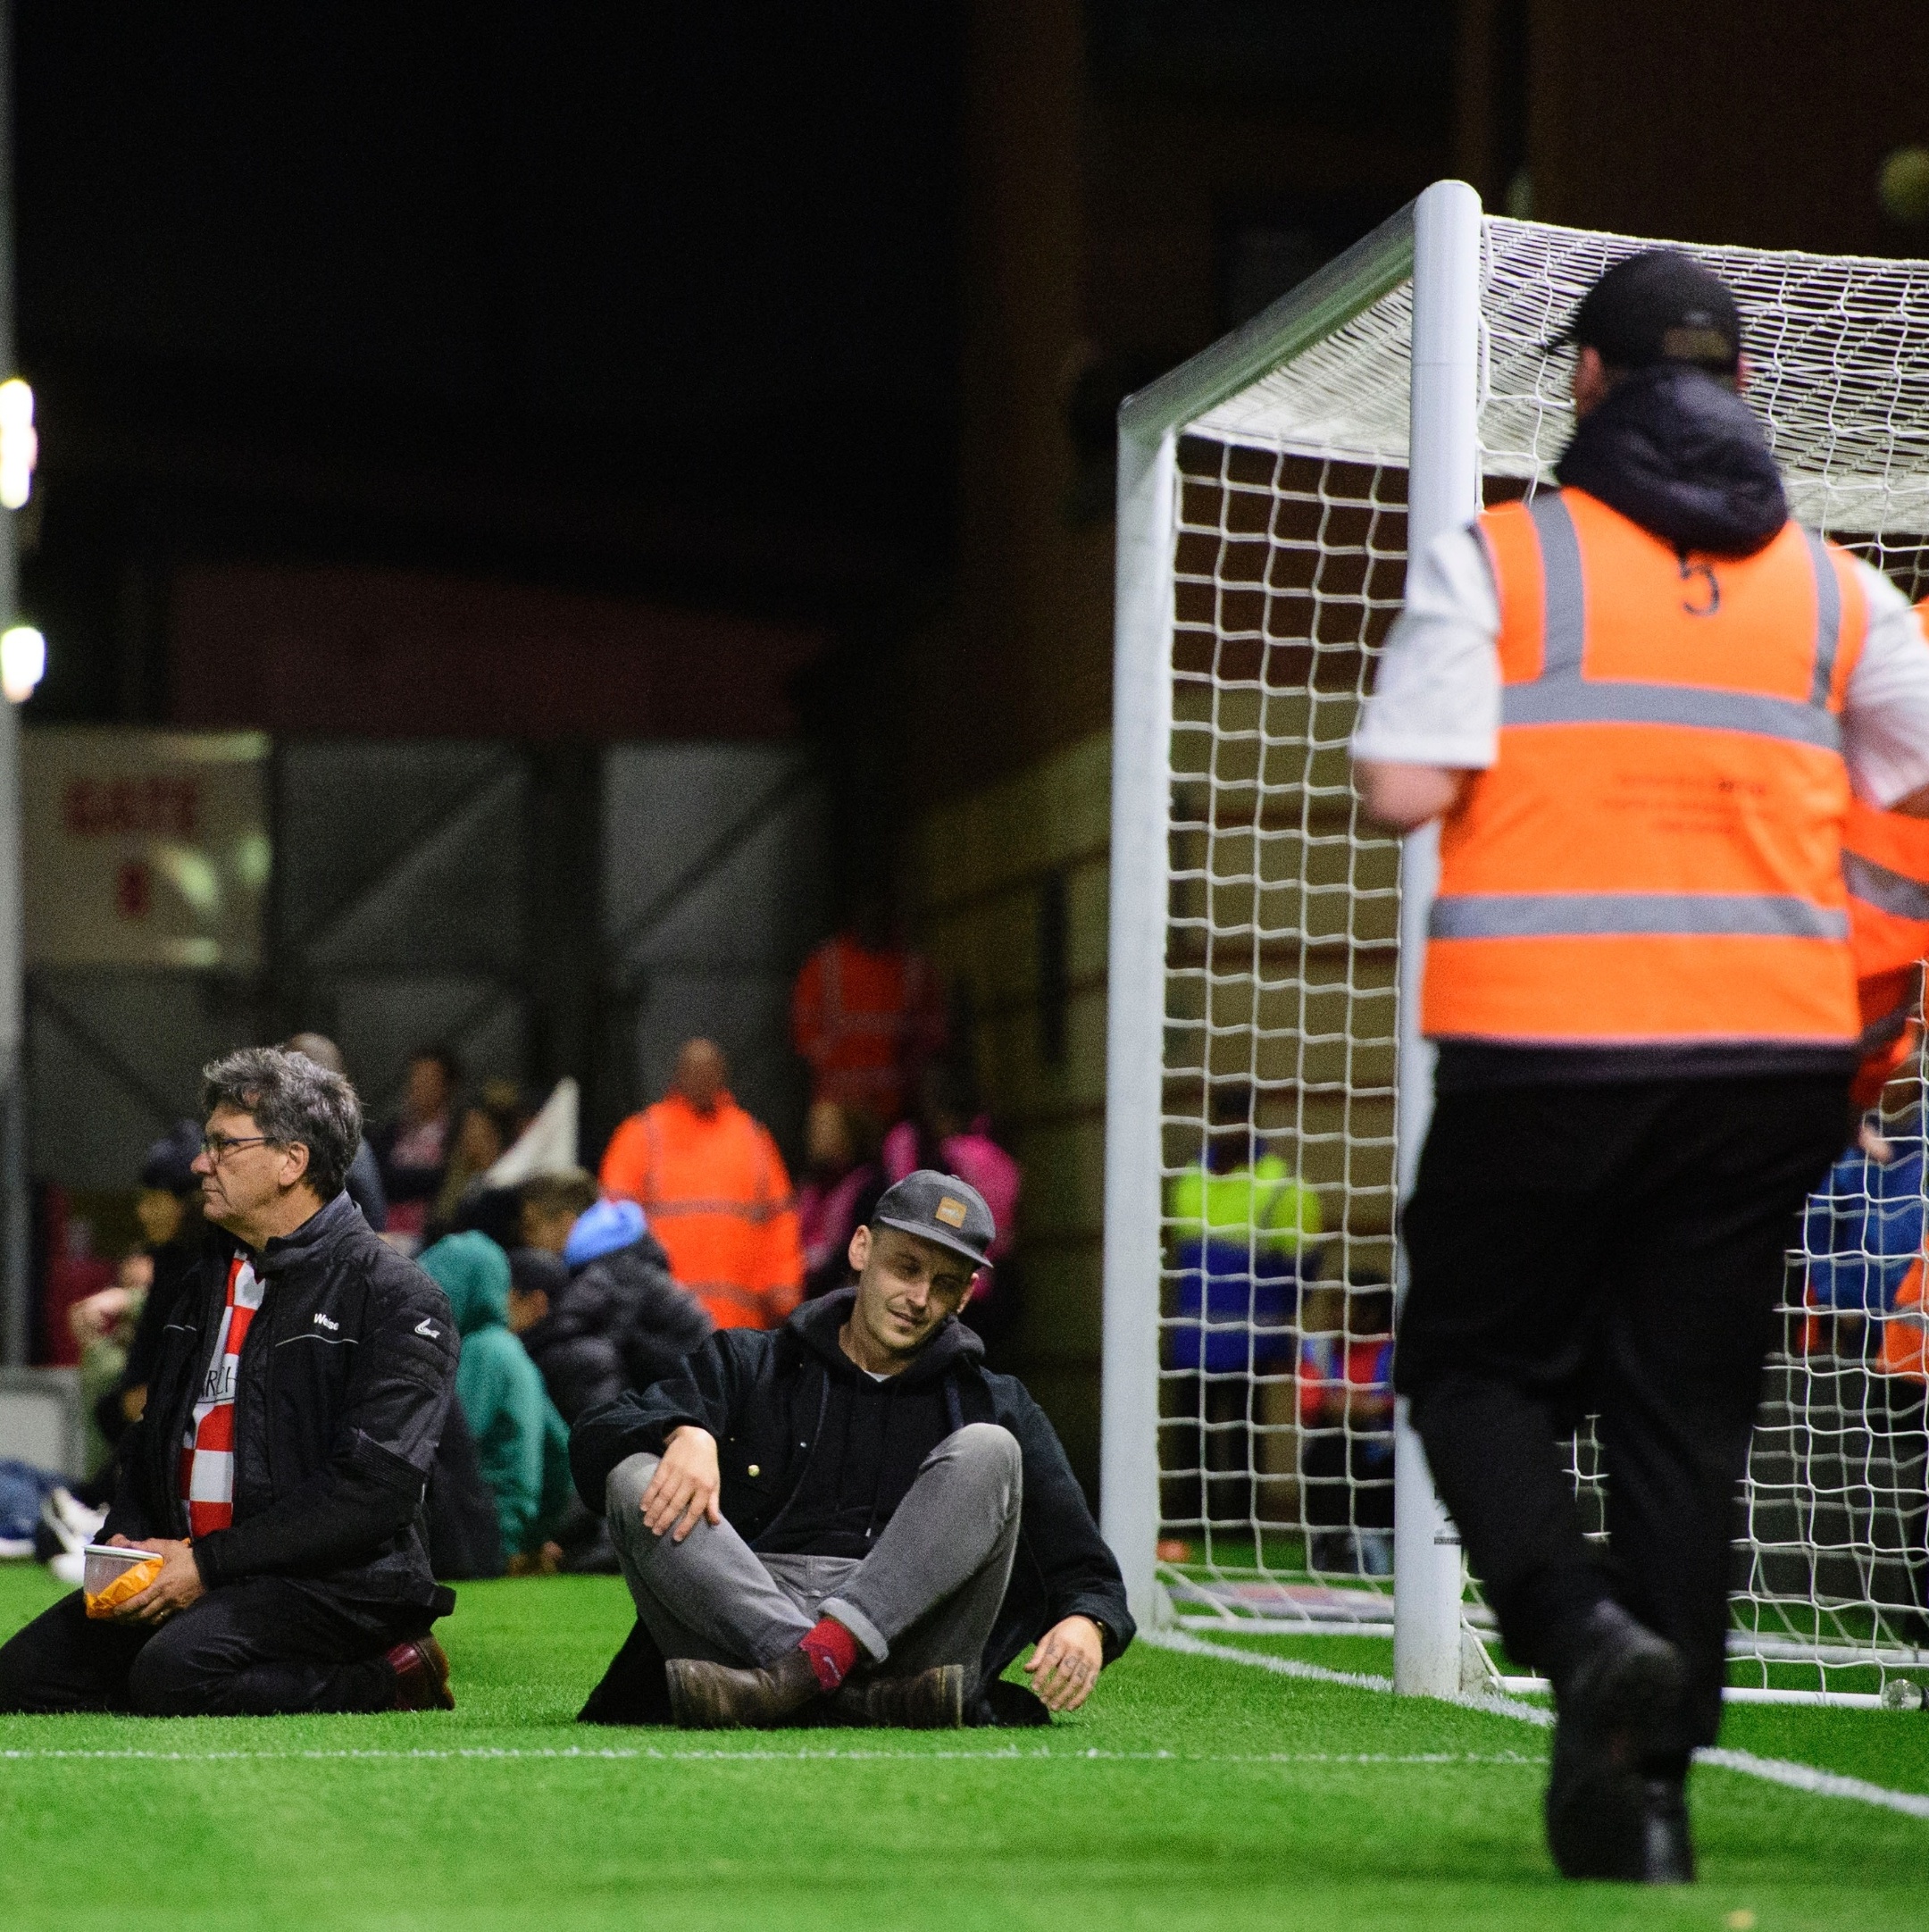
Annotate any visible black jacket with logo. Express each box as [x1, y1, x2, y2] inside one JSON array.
[[571, 1288, 1134, 1687], [104, 1191, 459, 1613]]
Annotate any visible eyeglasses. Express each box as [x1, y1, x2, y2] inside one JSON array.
[[199, 1132, 273, 1163]]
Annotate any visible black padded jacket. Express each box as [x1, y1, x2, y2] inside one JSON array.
[[523, 1234, 713, 1426], [104, 1191, 459, 1613]]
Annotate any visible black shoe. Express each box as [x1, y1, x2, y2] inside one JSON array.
[[559, 1525, 622, 1576], [1545, 1603, 1692, 1882], [832, 1665, 966, 1729], [966, 1677, 1053, 1728], [1891, 1606, 1929, 1649], [1635, 1776, 1695, 1885], [665, 1647, 826, 1729], [1307, 1533, 1355, 1575]]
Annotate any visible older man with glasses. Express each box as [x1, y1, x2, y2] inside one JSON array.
[[0, 1046, 462, 1716]]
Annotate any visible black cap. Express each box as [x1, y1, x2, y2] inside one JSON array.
[[872, 1168, 997, 1270], [140, 1118, 203, 1195], [1551, 249, 1742, 373]]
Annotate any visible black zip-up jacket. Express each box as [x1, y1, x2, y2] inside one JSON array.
[[571, 1289, 1133, 1683], [104, 1191, 459, 1613]]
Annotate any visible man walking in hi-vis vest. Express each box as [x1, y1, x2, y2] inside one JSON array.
[[1353, 252, 1929, 1885]]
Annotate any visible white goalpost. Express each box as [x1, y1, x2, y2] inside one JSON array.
[[1101, 179, 1929, 1707]]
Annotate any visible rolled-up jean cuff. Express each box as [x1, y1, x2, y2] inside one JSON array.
[[818, 1596, 888, 1664]]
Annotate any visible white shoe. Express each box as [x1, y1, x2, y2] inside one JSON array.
[[39, 1488, 107, 1554], [48, 1548, 84, 1586]]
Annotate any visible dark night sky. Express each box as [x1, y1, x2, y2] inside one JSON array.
[[21, 8, 961, 423], [8, 4, 1457, 723], [14, 4, 967, 713]]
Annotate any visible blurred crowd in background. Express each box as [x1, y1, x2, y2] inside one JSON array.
[[8, 909, 1027, 1579]]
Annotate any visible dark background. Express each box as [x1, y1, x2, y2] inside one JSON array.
[[16, 3, 967, 730], [11, 0, 1929, 1490]]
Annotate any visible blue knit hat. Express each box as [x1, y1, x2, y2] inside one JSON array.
[[564, 1197, 649, 1269]]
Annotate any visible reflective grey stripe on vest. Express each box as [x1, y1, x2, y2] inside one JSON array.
[[1800, 525, 1842, 707], [1503, 679, 1841, 748], [1528, 490, 1586, 675], [1844, 849, 1929, 924], [1429, 892, 1849, 941], [1498, 493, 1842, 750]]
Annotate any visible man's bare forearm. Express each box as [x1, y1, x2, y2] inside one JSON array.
[[1354, 760, 1472, 832]]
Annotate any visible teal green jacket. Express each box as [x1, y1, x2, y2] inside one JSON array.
[[422, 1232, 572, 1558]]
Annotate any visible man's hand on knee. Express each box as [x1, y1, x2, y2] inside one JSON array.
[[641, 1426, 722, 1543], [1023, 1615, 1103, 1712], [108, 1536, 205, 1625]]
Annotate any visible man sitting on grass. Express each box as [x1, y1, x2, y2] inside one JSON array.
[[572, 1170, 1132, 1728], [0, 1047, 460, 1716]]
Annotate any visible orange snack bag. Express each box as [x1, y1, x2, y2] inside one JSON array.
[[84, 1555, 163, 1619]]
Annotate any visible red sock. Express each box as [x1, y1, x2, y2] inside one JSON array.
[[797, 1616, 860, 1692]]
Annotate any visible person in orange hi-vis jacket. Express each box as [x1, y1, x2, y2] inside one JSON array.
[[1353, 250, 1929, 1882], [1870, 1192, 1929, 1643], [1842, 790, 1929, 1108], [1847, 618, 1929, 1642], [600, 1040, 804, 1332], [790, 898, 947, 1127], [1841, 600, 1929, 1106]]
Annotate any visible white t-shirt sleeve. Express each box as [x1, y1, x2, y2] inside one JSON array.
[[1349, 524, 1502, 770], [1841, 559, 1929, 807]]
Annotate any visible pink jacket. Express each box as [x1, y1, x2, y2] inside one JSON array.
[[882, 1120, 1020, 1265]]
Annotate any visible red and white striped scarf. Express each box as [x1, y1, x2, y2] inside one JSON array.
[[178, 1255, 264, 1537]]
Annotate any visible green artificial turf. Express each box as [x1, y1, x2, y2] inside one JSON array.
[[3, 1562, 1927, 1930]]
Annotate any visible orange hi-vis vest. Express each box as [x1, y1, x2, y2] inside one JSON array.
[[790, 935, 943, 1122], [599, 1092, 804, 1331], [1424, 487, 1866, 1047], [1841, 798, 1929, 1104]]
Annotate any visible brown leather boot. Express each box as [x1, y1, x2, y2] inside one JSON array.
[[832, 1665, 966, 1729], [387, 1635, 455, 1711], [665, 1646, 827, 1729]]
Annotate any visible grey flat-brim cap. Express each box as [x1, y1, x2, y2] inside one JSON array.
[[873, 1167, 996, 1269]]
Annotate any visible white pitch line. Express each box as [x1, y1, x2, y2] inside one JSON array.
[[1139, 1626, 1551, 1724], [4, 1637, 1924, 1821], [1152, 1627, 1929, 1823], [1699, 1747, 1929, 1821]]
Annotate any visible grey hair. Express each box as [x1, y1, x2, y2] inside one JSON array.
[[202, 1046, 362, 1202]]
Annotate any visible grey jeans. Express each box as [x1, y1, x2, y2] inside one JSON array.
[[606, 1421, 1022, 1690]]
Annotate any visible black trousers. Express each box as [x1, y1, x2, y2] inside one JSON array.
[[1300, 1431, 1394, 1531], [1160, 1373, 1268, 1527], [0, 1579, 430, 1716], [1873, 1375, 1929, 1629], [1397, 1071, 1848, 1750]]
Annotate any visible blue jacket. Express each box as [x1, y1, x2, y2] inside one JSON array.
[[1803, 1118, 1926, 1317], [1164, 1154, 1323, 1373]]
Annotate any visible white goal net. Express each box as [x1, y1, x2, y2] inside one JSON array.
[[1100, 181, 1929, 1702]]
